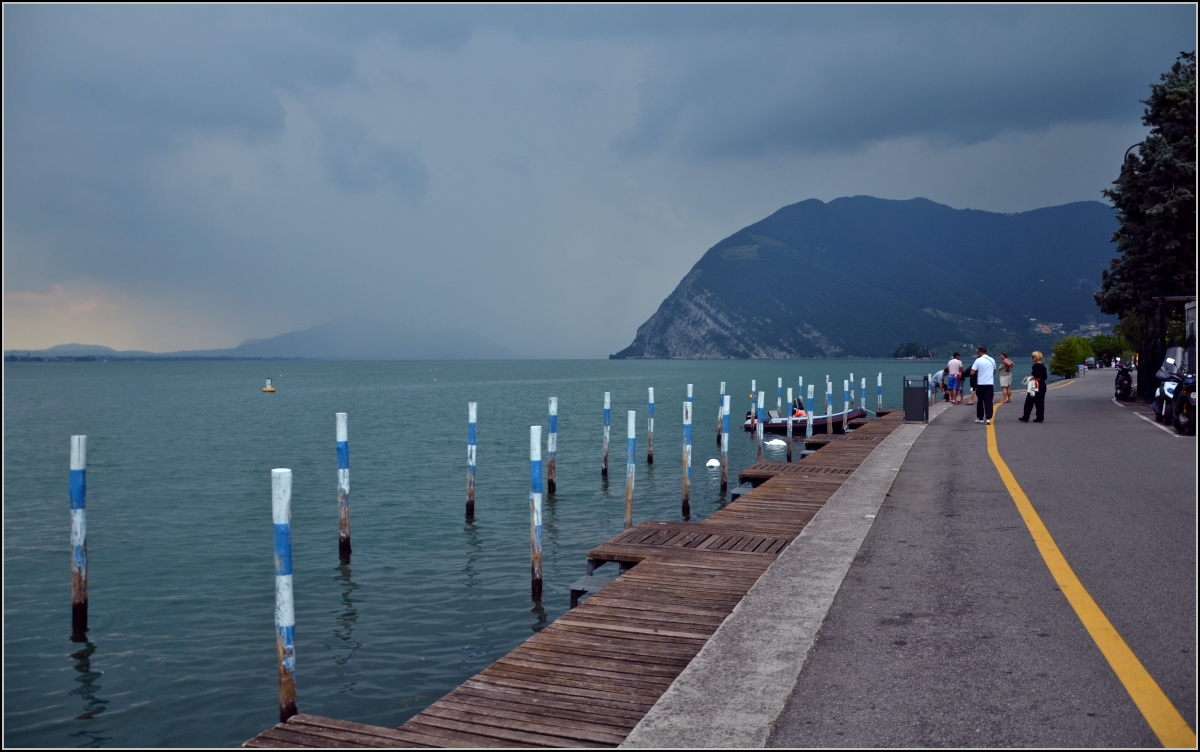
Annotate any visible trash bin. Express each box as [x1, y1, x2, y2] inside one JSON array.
[[903, 375, 929, 423]]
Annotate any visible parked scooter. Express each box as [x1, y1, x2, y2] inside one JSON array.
[[1173, 371, 1196, 435], [1151, 347, 1185, 424], [1114, 363, 1135, 401]]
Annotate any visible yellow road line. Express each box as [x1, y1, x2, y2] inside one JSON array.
[[1047, 380, 1076, 390], [987, 404, 1195, 748]]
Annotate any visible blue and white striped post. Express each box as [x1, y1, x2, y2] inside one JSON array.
[[716, 381, 726, 445], [682, 401, 692, 514], [786, 387, 794, 462], [272, 468, 298, 723], [336, 413, 351, 560], [756, 391, 765, 462], [928, 373, 933, 405], [547, 398, 557, 495], [69, 435, 88, 639], [647, 388, 655, 465], [602, 392, 611, 478], [806, 385, 815, 439], [777, 378, 783, 414], [798, 376, 804, 409], [750, 379, 756, 426], [530, 426, 543, 599], [825, 379, 833, 435], [687, 383, 693, 407], [877, 372, 883, 410], [843, 380, 850, 433], [467, 403, 477, 516], [721, 395, 730, 492], [849, 372, 855, 409], [624, 412, 636, 529]]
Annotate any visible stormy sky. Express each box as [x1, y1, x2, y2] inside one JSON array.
[[3, 5, 1194, 355]]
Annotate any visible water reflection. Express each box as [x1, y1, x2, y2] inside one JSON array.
[[462, 520, 482, 590], [330, 564, 361, 692], [68, 640, 110, 726], [529, 600, 548, 633]]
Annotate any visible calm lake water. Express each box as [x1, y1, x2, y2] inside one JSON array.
[[4, 358, 921, 747]]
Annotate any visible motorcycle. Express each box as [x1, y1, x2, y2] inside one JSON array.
[[1151, 347, 1185, 424], [1114, 363, 1134, 401]]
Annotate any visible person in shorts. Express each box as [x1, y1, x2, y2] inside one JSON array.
[[929, 368, 945, 402], [947, 353, 963, 403], [997, 352, 1014, 403]]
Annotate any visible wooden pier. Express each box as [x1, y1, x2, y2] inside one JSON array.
[[245, 411, 899, 748]]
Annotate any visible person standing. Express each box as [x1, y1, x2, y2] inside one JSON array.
[[997, 352, 1015, 403], [947, 353, 963, 404], [1019, 351, 1048, 422], [970, 346, 997, 424]]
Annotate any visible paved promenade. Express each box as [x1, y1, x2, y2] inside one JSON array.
[[626, 370, 1195, 748]]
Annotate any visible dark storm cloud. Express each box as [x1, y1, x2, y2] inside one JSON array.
[[2, 5, 1194, 354]]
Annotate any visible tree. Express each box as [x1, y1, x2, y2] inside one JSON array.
[[1049, 336, 1094, 378], [891, 342, 928, 358], [1088, 333, 1126, 364], [1096, 51, 1196, 395]]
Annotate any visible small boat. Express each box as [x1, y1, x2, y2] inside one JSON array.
[[743, 406, 869, 435], [263, 378, 276, 393]]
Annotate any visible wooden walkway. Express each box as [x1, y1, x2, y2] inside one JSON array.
[[245, 411, 900, 748]]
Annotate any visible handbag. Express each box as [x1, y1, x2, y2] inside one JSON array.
[[1026, 377, 1038, 397]]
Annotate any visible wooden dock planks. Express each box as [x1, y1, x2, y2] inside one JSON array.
[[244, 409, 903, 748]]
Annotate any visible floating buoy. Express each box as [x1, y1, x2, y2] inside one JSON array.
[[705, 458, 720, 468], [263, 378, 276, 393]]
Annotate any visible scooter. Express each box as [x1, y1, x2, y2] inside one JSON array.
[[1114, 363, 1134, 401], [1151, 347, 1185, 424], [1172, 371, 1196, 435]]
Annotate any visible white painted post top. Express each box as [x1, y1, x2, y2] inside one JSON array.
[[845, 380, 850, 390], [604, 392, 610, 409], [336, 412, 348, 442], [469, 402, 477, 422], [778, 377, 782, 387], [627, 411, 636, 438], [70, 435, 87, 470], [757, 391, 764, 408], [271, 469, 292, 524], [787, 388, 793, 402], [751, 380, 756, 391], [687, 384, 693, 399], [549, 397, 557, 416], [530, 426, 542, 461], [808, 385, 814, 398], [648, 387, 654, 403], [723, 395, 730, 414], [683, 402, 691, 425], [720, 381, 726, 393]]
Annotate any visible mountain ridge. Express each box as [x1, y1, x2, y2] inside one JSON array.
[[612, 196, 1118, 359]]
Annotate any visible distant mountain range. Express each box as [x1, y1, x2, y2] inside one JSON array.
[[611, 196, 1118, 359], [5, 320, 518, 361]]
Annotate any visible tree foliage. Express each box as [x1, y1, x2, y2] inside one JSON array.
[[1049, 336, 1094, 378], [1087, 333, 1126, 363], [1096, 51, 1197, 322], [891, 342, 930, 358]]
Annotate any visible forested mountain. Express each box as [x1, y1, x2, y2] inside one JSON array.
[[611, 196, 1118, 359]]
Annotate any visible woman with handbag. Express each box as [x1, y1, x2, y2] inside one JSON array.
[[1018, 351, 1048, 422], [998, 352, 1015, 403]]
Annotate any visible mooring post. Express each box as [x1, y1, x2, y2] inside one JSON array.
[[467, 403, 478, 516], [272, 468, 298, 723], [682, 401, 692, 515], [750, 379, 756, 426], [546, 398, 557, 495], [777, 377, 783, 413], [756, 391, 765, 462], [335, 413, 351, 560], [721, 395, 730, 493], [786, 387, 794, 462], [849, 372, 855, 409], [602, 392, 610, 478], [877, 372, 883, 410], [69, 435, 88, 639], [647, 388, 655, 465], [825, 379, 833, 435], [843, 380, 850, 432], [530, 426, 543, 599], [806, 385, 815, 439], [717, 381, 725, 445], [625, 411, 636, 529], [861, 377, 868, 415]]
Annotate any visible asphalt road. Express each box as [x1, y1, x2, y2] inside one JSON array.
[[769, 369, 1196, 747]]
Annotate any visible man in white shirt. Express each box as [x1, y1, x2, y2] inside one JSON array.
[[947, 354, 963, 404], [969, 346, 997, 424]]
